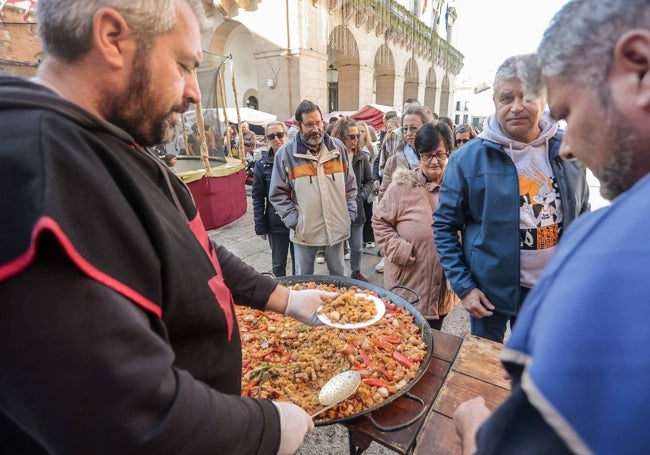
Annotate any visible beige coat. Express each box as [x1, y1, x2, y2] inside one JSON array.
[[372, 168, 458, 321]]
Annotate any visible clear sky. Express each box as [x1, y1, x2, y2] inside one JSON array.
[[451, 0, 570, 83]]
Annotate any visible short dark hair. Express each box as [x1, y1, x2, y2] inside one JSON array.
[[295, 100, 322, 123], [414, 123, 454, 158]]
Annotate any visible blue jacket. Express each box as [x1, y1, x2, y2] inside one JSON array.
[[433, 131, 590, 316], [252, 149, 289, 236]]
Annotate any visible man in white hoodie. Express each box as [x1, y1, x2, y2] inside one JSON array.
[[433, 54, 590, 343]]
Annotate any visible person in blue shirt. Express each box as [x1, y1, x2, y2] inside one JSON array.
[[454, 1, 650, 453]]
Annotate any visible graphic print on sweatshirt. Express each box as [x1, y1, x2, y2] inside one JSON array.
[[517, 156, 563, 251]]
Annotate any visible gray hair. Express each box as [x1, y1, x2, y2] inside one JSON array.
[[38, 0, 208, 62], [524, 0, 650, 96], [492, 54, 543, 98], [265, 121, 287, 135]]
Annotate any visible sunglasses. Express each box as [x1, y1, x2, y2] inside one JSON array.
[[401, 125, 420, 135], [455, 138, 470, 146], [267, 132, 286, 140], [347, 134, 361, 140]]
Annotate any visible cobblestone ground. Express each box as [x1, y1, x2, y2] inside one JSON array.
[[208, 189, 470, 455]]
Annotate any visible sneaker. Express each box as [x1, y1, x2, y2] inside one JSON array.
[[351, 270, 368, 282], [374, 258, 385, 273], [365, 241, 376, 248], [316, 253, 326, 264], [344, 252, 350, 261]]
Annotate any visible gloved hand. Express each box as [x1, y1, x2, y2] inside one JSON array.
[[273, 401, 315, 455], [285, 289, 337, 326]]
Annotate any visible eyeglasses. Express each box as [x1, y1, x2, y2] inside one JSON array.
[[455, 138, 470, 146], [401, 125, 420, 135], [420, 151, 449, 163], [347, 134, 360, 140], [267, 132, 286, 140], [301, 120, 323, 129]]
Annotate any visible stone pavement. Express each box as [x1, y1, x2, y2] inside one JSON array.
[[207, 188, 470, 455]]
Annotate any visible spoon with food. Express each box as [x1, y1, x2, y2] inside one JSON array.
[[310, 370, 361, 418]]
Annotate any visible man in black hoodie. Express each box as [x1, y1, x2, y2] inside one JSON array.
[[0, 1, 333, 453]]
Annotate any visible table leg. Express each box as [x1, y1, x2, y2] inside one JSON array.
[[348, 428, 374, 454]]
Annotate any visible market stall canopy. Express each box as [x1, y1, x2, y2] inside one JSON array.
[[350, 104, 398, 132], [184, 107, 277, 134]]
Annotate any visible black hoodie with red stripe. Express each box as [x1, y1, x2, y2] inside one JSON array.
[[0, 75, 281, 454]]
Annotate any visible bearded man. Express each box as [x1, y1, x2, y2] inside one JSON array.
[[270, 99, 358, 276]]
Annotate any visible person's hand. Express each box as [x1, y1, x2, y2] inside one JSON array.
[[285, 289, 337, 325], [373, 180, 381, 192], [258, 234, 267, 240], [272, 401, 314, 455], [454, 397, 492, 455], [461, 288, 494, 319]]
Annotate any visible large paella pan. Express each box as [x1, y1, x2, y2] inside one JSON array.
[[237, 275, 434, 431]]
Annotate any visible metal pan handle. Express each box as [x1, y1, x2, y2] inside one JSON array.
[[363, 392, 426, 432], [389, 285, 421, 305]]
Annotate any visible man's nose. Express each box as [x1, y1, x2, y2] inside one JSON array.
[[511, 97, 524, 111], [185, 71, 201, 104], [559, 138, 574, 160]]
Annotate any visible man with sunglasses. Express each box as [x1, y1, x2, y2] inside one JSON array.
[[270, 100, 357, 276], [434, 54, 590, 343], [453, 123, 478, 150]]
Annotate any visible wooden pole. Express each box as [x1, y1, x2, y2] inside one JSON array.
[[229, 56, 247, 165], [194, 100, 211, 177], [218, 64, 234, 158]]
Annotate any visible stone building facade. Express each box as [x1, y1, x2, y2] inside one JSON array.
[[201, 0, 463, 120], [0, 1, 463, 122]]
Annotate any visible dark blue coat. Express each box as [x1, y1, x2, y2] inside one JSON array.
[[252, 149, 290, 235]]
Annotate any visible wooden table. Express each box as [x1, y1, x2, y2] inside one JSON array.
[[343, 333, 510, 455]]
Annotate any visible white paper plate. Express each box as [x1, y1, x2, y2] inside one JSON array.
[[317, 293, 386, 329]]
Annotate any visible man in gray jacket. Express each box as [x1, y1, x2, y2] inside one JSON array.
[[434, 54, 590, 343], [270, 100, 357, 276]]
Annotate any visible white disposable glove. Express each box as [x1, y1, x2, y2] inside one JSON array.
[[285, 289, 337, 326], [272, 401, 315, 455]]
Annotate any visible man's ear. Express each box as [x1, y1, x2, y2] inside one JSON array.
[[614, 29, 650, 109], [92, 8, 136, 70]]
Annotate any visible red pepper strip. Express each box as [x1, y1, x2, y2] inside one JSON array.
[[376, 366, 393, 381], [251, 348, 275, 358], [244, 380, 258, 396], [379, 336, 401, 344], [372, 339, 393, 353], [393, 351, 415, 369], [362, 378, 388, 388], [358, 349, 371, 367]]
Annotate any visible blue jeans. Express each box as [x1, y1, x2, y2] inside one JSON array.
[[349, 224, 363, 273], [294, 242, 345, 276], [268, 233, 294, 277], [470, 286, 531, 343]]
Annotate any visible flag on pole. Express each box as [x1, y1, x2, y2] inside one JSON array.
[[421, 0, 428, 15]]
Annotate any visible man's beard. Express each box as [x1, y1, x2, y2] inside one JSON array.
[[102, 49, 185, 146], [300, 130, 323, 148], [597, 94, 636, 201]]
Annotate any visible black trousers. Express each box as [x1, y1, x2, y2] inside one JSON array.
[[268, 233, 294, 277], [363, 201, 374, 243]]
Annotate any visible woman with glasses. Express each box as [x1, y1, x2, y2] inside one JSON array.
[[373, 123, 458, 330], [374, 105, 432, 274], [454, 123, 478, 151], [252, 121, 294, 277], [332, 118, 374, 281]]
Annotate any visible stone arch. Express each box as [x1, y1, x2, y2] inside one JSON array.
[[403, 57, 419, 106], [373, 44, 395, 107], [207, 21, 258, 111], [424, 67, 437, 115], [439, 73, 452, 117], [328, 25, 360, 111]]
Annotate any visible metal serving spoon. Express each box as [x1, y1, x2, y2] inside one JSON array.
[[310, 370, 361, 418]]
